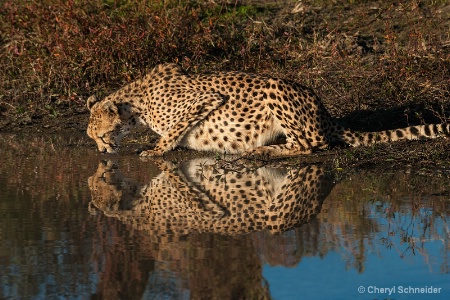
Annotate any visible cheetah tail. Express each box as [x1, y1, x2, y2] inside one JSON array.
[[339, 123, 450, 147]]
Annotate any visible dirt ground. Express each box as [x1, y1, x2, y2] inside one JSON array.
[[3, 105, 450, 175]]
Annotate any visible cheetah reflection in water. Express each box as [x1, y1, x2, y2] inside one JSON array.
[[88, 159, 335, 236]]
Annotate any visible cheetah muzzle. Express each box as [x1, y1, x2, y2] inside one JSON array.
[[87, 63, 449, 158]]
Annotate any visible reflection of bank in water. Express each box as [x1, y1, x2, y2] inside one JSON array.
[[86, 158, 337, 299], [88, 158, 335, 237]]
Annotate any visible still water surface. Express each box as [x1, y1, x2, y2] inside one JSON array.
[[0, 134, 449, 299]]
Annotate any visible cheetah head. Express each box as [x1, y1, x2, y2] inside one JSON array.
[[87, 160, 122, 213], [87, 95, 129, 153]]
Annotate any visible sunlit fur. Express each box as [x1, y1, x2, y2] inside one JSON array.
[[86, 63, 449, 157]]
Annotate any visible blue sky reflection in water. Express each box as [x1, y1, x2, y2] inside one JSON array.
[[0, 134, 448, 299], [264, 215, 449, 300]]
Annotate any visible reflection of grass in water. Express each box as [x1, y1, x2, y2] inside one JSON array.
[[317, 170, 450, 272], [1, 133, 449, 299], [0, 134, 95, 201], [376, 205, 449, 274]]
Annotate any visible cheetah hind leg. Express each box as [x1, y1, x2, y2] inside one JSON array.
[[244, 137, 312, 159], [140, 93, 225, 157]]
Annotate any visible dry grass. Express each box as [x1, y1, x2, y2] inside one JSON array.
[[0, 0, 449, 130]]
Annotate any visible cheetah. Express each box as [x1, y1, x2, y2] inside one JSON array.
[[88, 159, 334, 236], [87, 63, 449, 157]]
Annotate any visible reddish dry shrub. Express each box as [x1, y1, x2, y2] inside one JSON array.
[[0, 1, 250, 110], [0, 0, 449, 124], [1, 2, 171, 97]]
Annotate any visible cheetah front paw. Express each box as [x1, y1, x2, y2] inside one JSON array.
[[139, 149, 164, 157]]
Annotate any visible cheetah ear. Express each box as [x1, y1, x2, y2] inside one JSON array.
[[103, 100, 118, 115], [87, 95, 99, 111]]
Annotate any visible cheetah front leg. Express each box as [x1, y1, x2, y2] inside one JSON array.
[[140, 93, 225, 157], [149, 158, 225, 217]]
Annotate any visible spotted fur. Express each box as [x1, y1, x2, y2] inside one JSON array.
[[88, 159, 334, 236], [87, 63, 449, 157]]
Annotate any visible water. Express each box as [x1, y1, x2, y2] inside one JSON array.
[[0, 134, 449, 299]]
